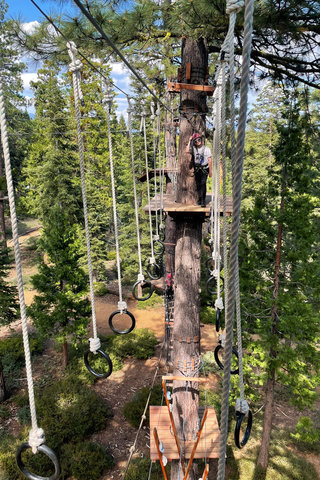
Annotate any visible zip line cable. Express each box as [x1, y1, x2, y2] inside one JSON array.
[[72, 0, 173, 115], [29, 0, 128, 98]]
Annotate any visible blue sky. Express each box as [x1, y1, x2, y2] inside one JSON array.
[[6, 0, 77, 22]]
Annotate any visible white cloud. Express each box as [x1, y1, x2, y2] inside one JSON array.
[[21, 21, 40, 35], [21, 73, 38, 92], [110, 62, 129, 76]]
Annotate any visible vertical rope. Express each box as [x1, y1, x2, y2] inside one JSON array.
[[220, 61, 228, 317], [0, 82, 45, 454], [127, 100, 144, 278], [151, 103, 159, 236], [105, 88, 125, 307], [217, 0, 255, 477], [67, 42, 100, 351], [142, 106, 155, 260]]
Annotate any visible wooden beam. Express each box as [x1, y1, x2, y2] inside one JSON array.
[[162, 380, 186, 475], [168, 82, 214, 96], [186, 62, 192, 80], [183, 409, 208, 480], [163, 375, 208, 383], [153, 428, 168, 480], [202, 464, 210, 480]]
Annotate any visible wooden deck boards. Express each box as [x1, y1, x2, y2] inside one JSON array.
[[144, 193, 232, 217], [149, 406, 220, 461]]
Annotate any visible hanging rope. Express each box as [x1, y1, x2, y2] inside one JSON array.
[[151, 103, 159, 238], [0, 82, 60, 478], [217, 0, 255, 477], [128, 99, 153, 301], [67, 42, 113, 378]]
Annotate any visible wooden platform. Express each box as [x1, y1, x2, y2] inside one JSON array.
[[149, 406, 220, 461], [138, 168, 178, 183], [144, 193, 233, 217]]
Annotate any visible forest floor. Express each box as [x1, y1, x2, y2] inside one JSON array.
[[1, 220, 320, 480]]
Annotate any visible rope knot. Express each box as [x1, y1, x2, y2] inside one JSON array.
[[69, 59, 82, 73], [118, 300, 127, 313], [137, 273, 145, 282], [226, 0, 244, 14], [28, 427, 45, 454], [219, 333, 226, 348], [215, 297, 224, 310], [89, 337, 101, 353], [129, 445, 135, 454], [236, 398, 249, 415]]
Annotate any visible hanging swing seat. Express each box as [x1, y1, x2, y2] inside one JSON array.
[[144, 193, 232, 217], [138, 168, 178, 183], [149, 406, 220, 461]]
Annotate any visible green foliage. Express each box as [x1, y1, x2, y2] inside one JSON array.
[[0, 334, 44, 363], [16, 405, 31, 425], [60, 442, 114, 480], [67, 350, 123, 385], [107, 328, 158, 360], [124, 456, 166, 480], [34, 375, 111, 450], [291, 416, 320, 448], [93, 282, 109, 296], [0, 405, 10, 420], [123, 384, 163, 428], [136, 291, 163, 309], [0, 247, 19, 326]]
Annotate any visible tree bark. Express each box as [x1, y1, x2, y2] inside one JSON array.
[[257, 165, 287, 470], [0, 357, 7, 403], [62, 341, 68, 368], [171, 37, 208, 480]]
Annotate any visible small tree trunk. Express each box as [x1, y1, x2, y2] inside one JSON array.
[[0, 357, 7, 403], [257, 165, 287, 470], [62, 341, 68, 368]]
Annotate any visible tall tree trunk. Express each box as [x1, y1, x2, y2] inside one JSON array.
[[257, 165, 287, 470], [171, 37, 208, 480], [62, 341, 68, 368], [0, 148, 7, 248], [0, 357, 7, 403]]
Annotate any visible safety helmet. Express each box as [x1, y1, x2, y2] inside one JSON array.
[[191, 133, 201, 141]]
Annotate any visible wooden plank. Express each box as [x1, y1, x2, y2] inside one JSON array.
[[153, 428, 168, 480], [183, 409, 208, 480], [168, 82, 215, 96], [186, 62, 192, 80], [163, 375, 208, 383], [149, 406, 220, 461]]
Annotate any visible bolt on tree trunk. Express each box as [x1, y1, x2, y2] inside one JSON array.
[[171, 37, 208, 480]]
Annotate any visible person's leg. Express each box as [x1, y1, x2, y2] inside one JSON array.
[[201, 171, 208, 206], [195, 170, 202, 204]]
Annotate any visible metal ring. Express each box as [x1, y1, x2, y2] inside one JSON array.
[[147, 261, 162, 280], [16, 443, 60, 480], [153, 239, 165, 256], [206, 275, 224, 296], [216, 308, 221, 332], [132, 280, 153, 301], [84, 349, 113, 378], [234, 409, 252, 448], [214, 344, 239, 375], [206, 257, 223, 275], [108, 309, 135, 335]]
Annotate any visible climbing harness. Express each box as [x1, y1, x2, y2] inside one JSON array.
[[104, 82, 136, 335], [0, 82, 60, 479], [217, 0, 255, 476], [67, 41, 112, 378], [127, 99, 154, 302]]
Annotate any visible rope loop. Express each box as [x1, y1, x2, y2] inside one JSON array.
[[28, 427, 45, 455], [226, 0, 245, 14], [235, 398, 249, 415], [215, 297, 224, 310], [118, 300, 127, 313], [89, 337, 101, 353]]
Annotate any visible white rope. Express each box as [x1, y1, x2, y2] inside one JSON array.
[[217, 0, 255, 477], [0, 82, 45, 454], [150, 103, 159, 237], [127, 100, 144, 280], [104, 83, 126, 312], [142, 104, 155, 263], [157, 105, 165, 231], [67, 41, 101, 352]]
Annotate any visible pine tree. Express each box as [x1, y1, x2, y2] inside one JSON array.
[[239, 87, 320, 470]]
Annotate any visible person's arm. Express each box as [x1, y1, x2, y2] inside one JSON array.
[[186, 136, 193, 154], [208, 157, 212, 177]]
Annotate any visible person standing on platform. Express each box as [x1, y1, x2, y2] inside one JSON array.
[[186, 133, 212, 207]]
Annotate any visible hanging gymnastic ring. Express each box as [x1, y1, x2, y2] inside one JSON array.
[[108, 309, 135, 335], [83, 348, 113, 378], [16, 443, 60, 480], [206, 257, 223, 275], [234, 409, 253, 449], [206, 275, 224, 296], [147, 261, 162, 280], [216, 308, 221, 332], [132, 280, 153, 301], [153, 239, 165, 256], [214, 344, 239, 375]]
